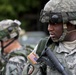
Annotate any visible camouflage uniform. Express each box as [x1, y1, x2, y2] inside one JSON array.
[[0, 46, 27, 75], [22, 0, 76, 75], [46, 40, 76, 75], [34, 37, 76, 75], [0, 19, 27, 75], [5, 47, 27, 75], [35, 0, 76, 74], [25, 37, 76, 75]]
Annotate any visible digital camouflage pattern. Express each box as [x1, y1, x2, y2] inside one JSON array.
[[40, 0, 76, 25], [33, 37, 76, 75], [40, 0, 76, 42], [0, 19, 27, 75], [22, 36, 76, 75], [25, 0, 76, 75], [44, 0, 76, 12], [0, 46, 27, 75], [0, 19, 21, 41]]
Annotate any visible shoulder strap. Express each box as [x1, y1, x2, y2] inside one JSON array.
[[36, 37, 51, 56]]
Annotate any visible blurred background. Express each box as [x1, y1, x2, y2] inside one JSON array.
[[0, 0, 49, 46]]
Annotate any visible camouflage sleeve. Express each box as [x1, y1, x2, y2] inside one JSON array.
[[5, 56, 26, 75], [22, 61, 42, 75], [22, 45, 45, 75]]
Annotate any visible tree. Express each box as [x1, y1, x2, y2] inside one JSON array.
[[0, 0, 40, 29], [0, 0, 49, 33]]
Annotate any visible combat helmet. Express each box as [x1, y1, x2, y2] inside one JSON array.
[[40, 0, 76, 42], [0, 19, 21, 55], [0, 19, 21, 41]]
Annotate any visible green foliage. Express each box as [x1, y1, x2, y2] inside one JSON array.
[[0, 0, 41, 30]]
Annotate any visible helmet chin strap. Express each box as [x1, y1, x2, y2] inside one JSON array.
[[67, 29, 76, 33], [58, 24, 67, 42], [59, 24, 76, 41], [1, 31, 19, 56]]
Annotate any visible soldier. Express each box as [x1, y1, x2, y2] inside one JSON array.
[[22, 0, 76, 75], [0, 19, 27, 75]]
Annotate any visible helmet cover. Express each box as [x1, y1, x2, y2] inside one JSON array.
[[0, 19, 21, 41]]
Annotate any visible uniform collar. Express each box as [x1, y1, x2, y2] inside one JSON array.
[[56, 40, 76, 54]]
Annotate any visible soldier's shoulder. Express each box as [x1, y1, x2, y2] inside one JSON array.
[[38, 36, 49, 44]]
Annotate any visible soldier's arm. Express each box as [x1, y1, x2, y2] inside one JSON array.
[[5, 56, 26, 75]]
